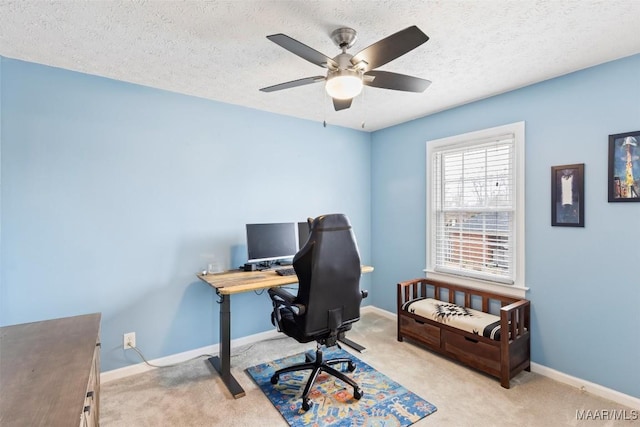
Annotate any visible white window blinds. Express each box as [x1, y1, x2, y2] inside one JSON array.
[[431, 134, 516, 284]]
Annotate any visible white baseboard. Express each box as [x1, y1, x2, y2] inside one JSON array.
[[100, 306, 640, 410], [362, 306, 639, 409], [362, 304, 395, 320], [530, 362, 640, 410], [101, 309, 389, 383], [100, 328, 280, 384]]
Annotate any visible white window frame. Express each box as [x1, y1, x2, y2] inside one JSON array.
[[426, 122, 527, 299]]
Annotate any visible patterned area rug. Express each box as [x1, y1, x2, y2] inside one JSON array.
[[246, 347, 437, 427]]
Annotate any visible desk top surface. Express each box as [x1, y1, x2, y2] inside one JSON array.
[[197, 265, 373, 295], [0, 313, 101, 426]]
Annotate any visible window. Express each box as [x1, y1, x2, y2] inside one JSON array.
[[426, 122, 526, 297]]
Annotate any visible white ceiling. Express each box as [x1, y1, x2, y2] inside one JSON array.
[[1, 0, 639, 131]]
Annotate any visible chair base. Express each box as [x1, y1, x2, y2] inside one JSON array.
[[270, 346, 363, 411]]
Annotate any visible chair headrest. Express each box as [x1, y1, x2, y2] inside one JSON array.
[[312, 214, 352, 231]]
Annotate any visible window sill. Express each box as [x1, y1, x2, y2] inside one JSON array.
[[423, 269, 529, 299]]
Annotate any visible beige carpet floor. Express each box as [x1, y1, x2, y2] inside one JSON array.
[[101, 311, 635, 426]]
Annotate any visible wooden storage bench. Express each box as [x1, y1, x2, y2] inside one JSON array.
[[397, 278, 530, 388]]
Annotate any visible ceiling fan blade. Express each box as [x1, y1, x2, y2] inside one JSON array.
[[364, 70, 431, 92], [267, 34, 338, 68], [260, 76, 325, 92], [351, 26, 429, 72], [333, 98, 352, 111]]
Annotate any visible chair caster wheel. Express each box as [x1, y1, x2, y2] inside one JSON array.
[[302, 398, 313, 411], [270, 374, 279, 384], [347, 361, 356, 372], [353, 387, 363, 400]]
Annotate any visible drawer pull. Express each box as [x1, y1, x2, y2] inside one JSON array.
[[464, 337, 479, 343], [84, 405, 91, 414], [86, 391, 94, 398]]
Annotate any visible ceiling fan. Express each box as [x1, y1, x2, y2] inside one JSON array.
[[260, 26, 431, 111]]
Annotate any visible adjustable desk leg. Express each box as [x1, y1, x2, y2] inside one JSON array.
[[208, 293, 246, 398]]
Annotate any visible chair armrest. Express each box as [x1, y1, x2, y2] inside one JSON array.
[[268, 286, 296, 303], [268, 287, 306, 315]]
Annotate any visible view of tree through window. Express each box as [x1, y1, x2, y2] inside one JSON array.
[[427, 122, 525, 288]]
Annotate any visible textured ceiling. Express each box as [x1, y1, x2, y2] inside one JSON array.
[[1, 0, 639, 131]]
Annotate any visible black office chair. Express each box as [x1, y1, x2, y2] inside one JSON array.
[[268, 213, 367, 411]]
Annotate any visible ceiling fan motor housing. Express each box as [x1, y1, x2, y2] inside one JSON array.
[[331, 52, 358, 70]]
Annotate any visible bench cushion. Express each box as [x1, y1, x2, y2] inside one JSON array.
[[401, 298, 502, 340]]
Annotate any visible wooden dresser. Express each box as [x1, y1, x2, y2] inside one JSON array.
[[0, 313, 101, 427]]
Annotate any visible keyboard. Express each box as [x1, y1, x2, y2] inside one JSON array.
[[275, 267, 296, 276]]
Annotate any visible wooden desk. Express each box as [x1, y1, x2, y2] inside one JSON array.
[[0, 313, 101, 427], [197, 265, 373, 399]]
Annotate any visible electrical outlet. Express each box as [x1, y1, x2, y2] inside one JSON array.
[[123, 332, 136, 349]]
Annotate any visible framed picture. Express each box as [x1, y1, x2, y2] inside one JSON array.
[[551, 163, 584, 227], [608, 130, 640, 202]]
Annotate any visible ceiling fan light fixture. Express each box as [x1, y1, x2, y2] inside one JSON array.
[[261, 26, 430, 112], [325, 70, 363, 100]]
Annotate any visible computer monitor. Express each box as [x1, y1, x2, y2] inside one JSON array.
[[246, 222, 298, 265]]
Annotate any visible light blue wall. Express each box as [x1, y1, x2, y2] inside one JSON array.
[[0, 57, 372, 371], [370, 54, 640, 398], [2, 53, 638, 398]]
